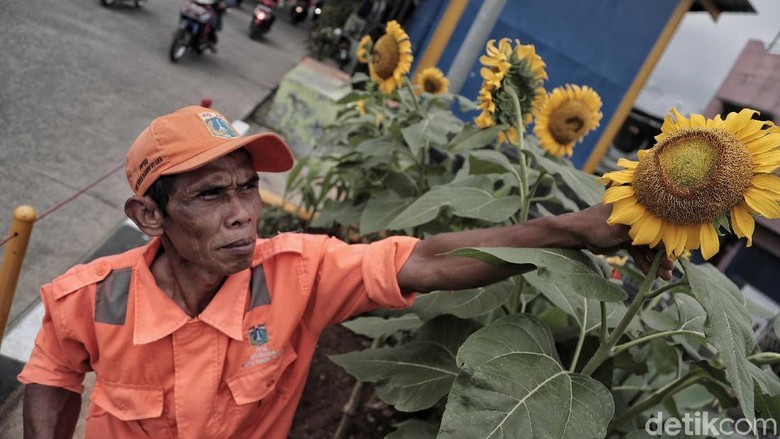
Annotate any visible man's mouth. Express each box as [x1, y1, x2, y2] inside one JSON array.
[[221, 238, 255, 252]]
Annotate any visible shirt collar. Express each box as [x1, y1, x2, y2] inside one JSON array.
[[132, 238, 249, 345]]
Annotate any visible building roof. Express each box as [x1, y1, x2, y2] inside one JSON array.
[[690, 0, 756, 14]]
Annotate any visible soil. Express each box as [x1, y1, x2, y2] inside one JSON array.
[[289, 324, 402, 439]]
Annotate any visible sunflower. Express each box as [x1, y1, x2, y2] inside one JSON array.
[[369, 21, 413, 94], [415, 67, 449, 95], [602, 108, 780, 259], [356, 35, 372, 64], [474, 38, 547, 141], [534, 84, 603, 157]]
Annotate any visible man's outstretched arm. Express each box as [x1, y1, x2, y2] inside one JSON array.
[[23, 383, 81, 439], [397, 204, 673, 293]]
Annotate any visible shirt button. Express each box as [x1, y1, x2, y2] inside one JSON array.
[[96, 263, 110, 277]]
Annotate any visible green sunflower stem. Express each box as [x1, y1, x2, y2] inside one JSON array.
[[580, 252, 664, 376], [507, 88, 530, 223], [403, 77, 422, 113]]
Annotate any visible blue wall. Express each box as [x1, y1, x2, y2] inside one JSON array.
[[407, 0, 679, 168]]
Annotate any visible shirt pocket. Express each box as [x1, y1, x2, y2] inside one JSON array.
[[226, 343, 298, 405], [88, 378, 171, 437]]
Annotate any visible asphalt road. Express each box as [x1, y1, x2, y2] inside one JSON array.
[[0, 0, 310, 324]]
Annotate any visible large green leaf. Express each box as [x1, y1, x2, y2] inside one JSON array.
[[387, 187, 520, 229], [682, 259, 757, 431], [468, 150, 519, 177], [359, 192, 413, 235], [534, 154, 604, 206], [448, 125, 506, 153], [448, 247, 627, 302], [748, 362, 780, 397], [755, 383, 780, 427], [329, 315, 478, 412], [341, 314, 423, 339], [439, 315, 614, 438], [525, 270, 626, 333], [411, 280, 514, 321], [401, 111, 463, 156]]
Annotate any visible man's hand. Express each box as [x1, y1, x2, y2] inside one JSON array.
[[560, 204, 674, 281]]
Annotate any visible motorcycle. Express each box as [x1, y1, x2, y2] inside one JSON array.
[[289, 0, 308, 25], [249, 1, 276, 39], [100, 0, 147, 8], [169, 0, 217, 62]]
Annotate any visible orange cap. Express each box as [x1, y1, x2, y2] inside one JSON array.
[[126, 106, 294, 196]]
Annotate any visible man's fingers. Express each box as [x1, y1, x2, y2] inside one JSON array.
[[627, 246, 673, 281]]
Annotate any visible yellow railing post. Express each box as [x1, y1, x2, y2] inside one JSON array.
[[0, 205, 37, 345]]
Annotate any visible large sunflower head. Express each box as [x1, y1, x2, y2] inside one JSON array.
[[369, 20, 413, 94], [356, 35, 373, 64], [534, 84, 603, 157], [602, 108, 780, 259], [415, 67, 449, 95], [474, 38, 547, 141]]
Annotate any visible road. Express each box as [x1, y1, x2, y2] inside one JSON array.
[[0, 0, 310, 324]]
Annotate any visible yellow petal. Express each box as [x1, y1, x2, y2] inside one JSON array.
[[671, 108, 690, 129], [616, 158, 638, 170], [744, 187, 780, 218], [731, 204, 755, 246], [723, 108, 758, 133], [736, 119, 766, 142], [745, 133, 780, 156], [751, 149, 780, 172], [699, 224, 720, 260], [631, 213, 662, 246], [603, 186, 635, 204], [608, 198, 645, 225], [601, 169, 635, 185], [685, 224, 701, 250], [751, 174, 780, 196], [690, 114, 706, 128]]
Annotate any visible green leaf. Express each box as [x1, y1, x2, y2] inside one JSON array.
[[401, 111, 462, 156], [412, 280, 513, 321], [387, 187, 519, 229], [439, 315, 614, 438], [341, 314, 423, 339], [775, 317, 780, 338], [525, 270, 626, 332], [359, 193, 413, 235], [309, 200, 364, 228], [755, 383, 780, 426], [467, 149, 518, 177], [535, 154, 604, 206], [448, 125, 505, 153], [682, 259, 757, 431], [386, 419, 439, 439], [747, 362, 780, 397], [329, 315, 478, 412], [448, 247, 628, 302]]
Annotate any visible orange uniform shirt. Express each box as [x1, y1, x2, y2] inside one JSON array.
[[19, 233, 419, 438]]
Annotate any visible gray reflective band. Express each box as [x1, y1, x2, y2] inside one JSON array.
[[248, 265, 271, 310], [94, 268, 131, 325]]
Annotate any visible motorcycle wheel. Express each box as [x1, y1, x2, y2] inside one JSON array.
[[100, 0, 116, 7], [135, 0, 147, 7], [169, 29, 189, 62]]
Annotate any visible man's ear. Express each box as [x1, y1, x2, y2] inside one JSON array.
[[125, 196, 165, 237]]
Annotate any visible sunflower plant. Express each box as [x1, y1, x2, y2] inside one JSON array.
[[281, 22, 780, 439]]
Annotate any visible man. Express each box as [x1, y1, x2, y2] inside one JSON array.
[[19, 106, 672, 438]]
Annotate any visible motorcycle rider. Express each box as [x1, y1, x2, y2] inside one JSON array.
[[194, 0, 228, 51]]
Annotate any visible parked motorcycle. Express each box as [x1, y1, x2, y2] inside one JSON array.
[[169, 0, 217, 62], [249, 2, 276, 39], [100, 0, 147, 8]]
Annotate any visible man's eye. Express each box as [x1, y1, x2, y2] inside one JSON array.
[[198, 189, 221, 198], [240, 181, 258, 192]]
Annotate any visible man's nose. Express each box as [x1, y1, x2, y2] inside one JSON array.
[[225, 194, 254, 227]]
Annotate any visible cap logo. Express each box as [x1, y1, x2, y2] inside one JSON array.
[[199, 112, 239, 139]]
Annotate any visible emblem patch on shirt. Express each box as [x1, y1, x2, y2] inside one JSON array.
[[248, 324, 269, 346], [198, 112, 239, 139]]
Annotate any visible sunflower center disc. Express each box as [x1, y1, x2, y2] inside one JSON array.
[[372, 35, 400, 80], [633, 128, 753, 224], [548, 100, 591, 145], [423, 78, 439, 93]]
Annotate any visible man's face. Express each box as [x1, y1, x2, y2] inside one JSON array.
[[160, 150, 262, 276]]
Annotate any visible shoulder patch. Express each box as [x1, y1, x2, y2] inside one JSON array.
[[50, 261, 114, 300]]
